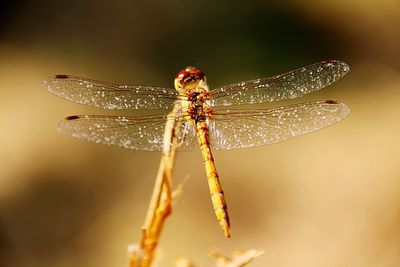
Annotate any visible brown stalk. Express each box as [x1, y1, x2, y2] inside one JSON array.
[[129, 104, 181, 267], [174, 249, 265, 267], [127, 104, 264, 267]]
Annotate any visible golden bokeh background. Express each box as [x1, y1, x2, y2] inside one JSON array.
[[0, 1, 399, 266]]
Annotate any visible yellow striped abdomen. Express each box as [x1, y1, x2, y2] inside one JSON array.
[[196, 121, 231, 237]]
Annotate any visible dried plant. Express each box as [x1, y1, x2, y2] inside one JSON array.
[[127, 105, 263, 266], [208, 249, 265, 267], [174, 249, 265, 267], [129, 105, 180, 267]]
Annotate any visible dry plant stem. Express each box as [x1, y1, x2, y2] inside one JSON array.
[[209, 249, 265, 267], [129, 104, 181, 267], [140, 151, 176, 266], [174, 249, 264, 267], [175, 257, 196, 267]]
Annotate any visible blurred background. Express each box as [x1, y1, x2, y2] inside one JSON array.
[[0, 0, 399, 266]]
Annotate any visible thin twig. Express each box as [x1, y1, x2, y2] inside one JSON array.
[[128, 103, 265, 267], [209, 249, 265, 267], [129, 104, 181, 267], [174, 249, 264, 267], [175, 257, 196, 267]]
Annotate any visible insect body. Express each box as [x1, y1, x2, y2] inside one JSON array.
[[175, 67, 230, 236]]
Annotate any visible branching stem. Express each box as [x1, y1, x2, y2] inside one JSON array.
[[129, 104, 181, 267]]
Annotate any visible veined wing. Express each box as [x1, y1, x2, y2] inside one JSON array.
[[57, 102, 349, 151], [210, 60, 349, 106], [58, 114, 197, 151], [44, 75, 179, 109], [208, 100, 349, 150]]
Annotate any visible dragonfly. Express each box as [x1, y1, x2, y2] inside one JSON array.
[[44, 60, 350, 238]]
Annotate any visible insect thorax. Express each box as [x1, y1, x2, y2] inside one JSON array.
[[180, 82, 211, 123], [174, 66, 211, 123]]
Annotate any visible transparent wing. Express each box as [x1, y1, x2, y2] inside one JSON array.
[[208, 100, 350, 150], [43, 75, 179, 110], [210, 60, 349, 106], [58, 114, 198, 151]]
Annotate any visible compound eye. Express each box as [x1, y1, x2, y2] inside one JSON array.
[[174, 72, 186, 91]]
